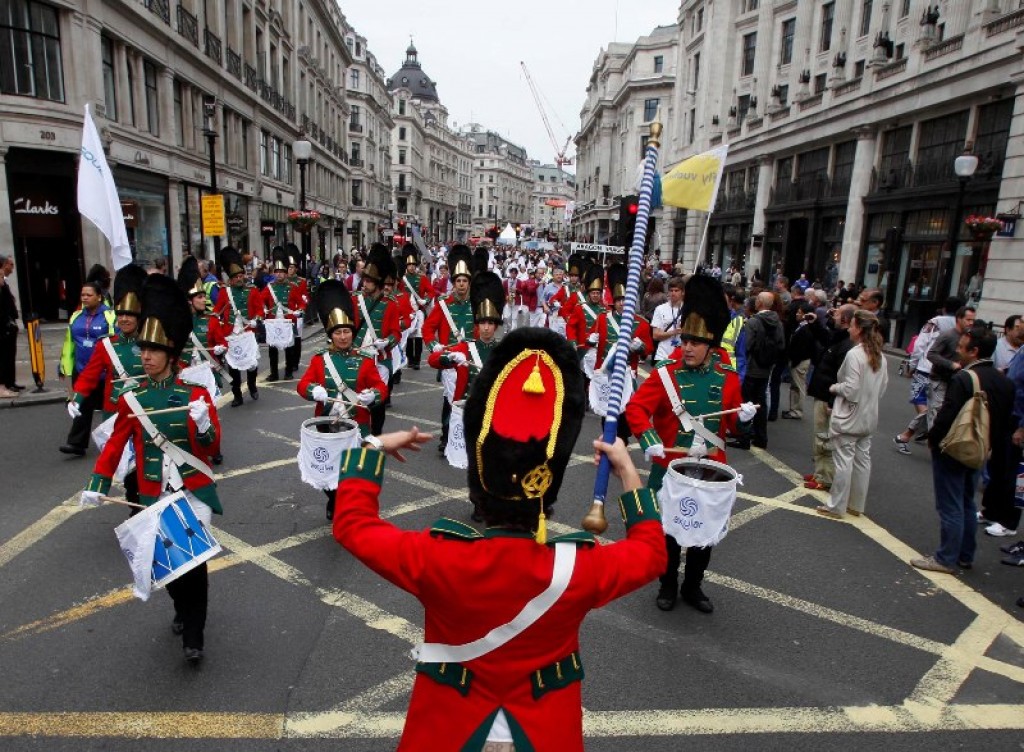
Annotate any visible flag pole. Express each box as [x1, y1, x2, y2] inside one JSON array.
[[693, 210, 714, 274], [582, 113, 662, 535]]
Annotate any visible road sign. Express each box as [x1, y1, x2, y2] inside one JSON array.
[[381, 229, 395, 237], [201, 195, 226, 237]]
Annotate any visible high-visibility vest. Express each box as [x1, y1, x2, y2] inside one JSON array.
[[721, 313, 743, 359]]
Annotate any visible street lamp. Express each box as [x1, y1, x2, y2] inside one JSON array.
[[387, 202, 396, 249], [940, 145, 979, 299], [293, 138, 312, 263], [202, 94, 221, 255]]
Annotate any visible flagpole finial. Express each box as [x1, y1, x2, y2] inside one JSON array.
[[649, 107, 663, 148]]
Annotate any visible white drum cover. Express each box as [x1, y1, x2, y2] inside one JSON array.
[[297, 417, 362, 490], [180, 362, 218, 401], [226, 330, 260, 370], [548, 315, 567, 338], [445, 400, 468, 469], [91, 413, 135, 483], [440, 367, 459, 404], [582, 348, 597, 379], [264, 318, 295, 349], [658, 458, 742, 549], [587, 368, 633, 417]]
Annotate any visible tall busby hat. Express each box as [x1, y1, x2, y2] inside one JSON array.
[[679, 274, 730, 346], [284, 243, 302, 270], [219, 246, 246, 278], [472, 246, 491, 277], [176, 256, 205, 299], [138, 275, 192, 358], [363, 243, 395, 284], [402, 242, 419, 268], [471, 271, 504, 324], [463, 327, 585, 543], [566, 253, 587, 278], [316, 279, 358, 334], [448, 244, 473, 279], [583, 263, 604, 293], [271, 245, 289, 272], [113, 263, 147, 315], [607, 262, 627, 300], [86, 263, 111, 288]]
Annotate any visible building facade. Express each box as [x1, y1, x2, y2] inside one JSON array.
[[529, 161, 576, 241], [343, 29, 393, 250], [658, 0, 1024, 343], [573, 25, 678, 248], [462, 124, 532, 238], [1, 0, 358, 320]]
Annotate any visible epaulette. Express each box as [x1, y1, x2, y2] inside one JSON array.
[[654, 358, 675, 369], [178, 374, 204, 388], [429, 518, 483, 541], [715, 360, 736, 374], [545, 531, 596, 548]]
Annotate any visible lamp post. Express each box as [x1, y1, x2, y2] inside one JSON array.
[[939, 146, 979, 300], [387, 202, 396, 249], [202, 95, 221, 256], [293, 138, 312, 263]]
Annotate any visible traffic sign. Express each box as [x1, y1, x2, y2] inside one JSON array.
[[382, 229, 395, 237], [201, 195, 226, 236]]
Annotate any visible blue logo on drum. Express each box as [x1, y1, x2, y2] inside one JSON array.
[[313, 446, 329, 463], [677, 497, 698, 517]]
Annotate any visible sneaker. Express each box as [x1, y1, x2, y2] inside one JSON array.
[[910, 555, 955, 574], [804, 479, 830, 491], [999, 540, 1024, 556], [1002, 554, 1024, 567], [985, 522, 1018, 537], [892, 435, 910, 455], [58, 444, 86, 456], [781, 410, 801, 420], [0, 387, 18, 398]]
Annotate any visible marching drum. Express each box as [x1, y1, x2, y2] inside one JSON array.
[[582, 348, 597, 379], [445, 399, 468, 469], [658, 457, 742, 549], [264, 318, 295, 349], [226, 330, 260, 370], [297, 417, 362, 490], [587, 368, 633, 417], [440, 368, 458, 405], [180, 361, 219, 401]]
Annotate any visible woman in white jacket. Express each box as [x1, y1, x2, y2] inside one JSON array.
[[818, 310, 889, 518]]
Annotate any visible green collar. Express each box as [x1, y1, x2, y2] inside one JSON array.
[[483, 528, 535, 540], [147, 373, 176, 389]]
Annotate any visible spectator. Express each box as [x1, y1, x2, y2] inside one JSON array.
[[0, 254, 21, 396], [767, 291, 789, 421], [925, 305, 977, 431], [782, 300, 824, 420], [856, 287, 888, 342], [793, 273, 811, 293], [999, 350, 1024, 563], [774, 275, 791, 306], [650, 277, 684, 362], [912, 325, 1015, 573], [817, 310, 889, 518], [432, 263, 451, 297], [993, 314, 1022, 372], [641, 277, 667, 322], [149, 256, 169, 275], [730, 292, 784, 450], [721, 286, 747, 381], [345, 258, 364, 291]]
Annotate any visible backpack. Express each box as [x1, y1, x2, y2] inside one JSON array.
[[939, 370, 990, 470]]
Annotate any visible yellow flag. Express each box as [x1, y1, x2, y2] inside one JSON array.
[[661, 144, 730, 212]]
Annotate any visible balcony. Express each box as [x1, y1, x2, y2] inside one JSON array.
[[176, 4, 198, 47], [797, 93, 823, 111], [874, 58, 907, 81], [350, 157, 364, 168], [144, 0, 170, 24], [985, 7, 1024, 36], [244, 63, 257, 92], [770, 174, 832, 205], [226, 47, 241, 79], [924, 34, 964, 62], [833, 77, 862, 98], [348, 122, 363, 133], [395, 184, 412, 195], [203, 28, 221, 65]]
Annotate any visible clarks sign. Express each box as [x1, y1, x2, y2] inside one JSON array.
[[12, 194, 63, 237], [13, 197, 60, 216]]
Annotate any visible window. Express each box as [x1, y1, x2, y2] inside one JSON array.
[[126, 61, 136, 126], [241, 120, 249, 169], [688, 107, 695, 144], [398, 98, 406, 115], [351, 179, 362, 206], [0, 0, 64, 101], [900, 0, 910, 17], [743, 0, 758, 10], [780, 19, 795, 65], [692, 52, 700, 89], [397, 198, 407, 213], [741, 33, 756, 76], [259, 130, 268, 176], [173, 79, 183, 146], [814, 73, 827, 94], [351, 142, 361, 164], [895, 43, 905, 60], [271, 136, 281, 179], [859, 0, 873, 37], [696, 6, 703, 31], [737, 94, 751, 125], [349, 68, 359, 90], [144, 60, 159, 135], [653, 55, 663, 73], [399, 126, 406, 140], [777, 84, 789, 106], [854, 59, 865, 77], [349, 104, 360, 129], [820, 2, 835, 52], [643, 98, 659, 122], [101, 37, 117, 120]]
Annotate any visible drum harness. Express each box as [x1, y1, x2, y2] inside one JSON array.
[[102, 338, 135, 387], [321, 352, 362, 416], [437, 298, 465, 342], [267, 284, 287, 318], [121, 392, 216, 491], [188, 331, 226, 375], [656, 366, 724, 453]]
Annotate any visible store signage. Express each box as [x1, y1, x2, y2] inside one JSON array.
[[260, 220, 276, 237], [333, 226, 345, 236], [120, 200, 140, 228], [11, 193, 62, 237], [201, 194, 226, 236], [569, 242, 626, 255], [226, 213, 246, 234]]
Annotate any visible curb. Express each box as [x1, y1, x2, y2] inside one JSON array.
[[0, 391, 66, 409]]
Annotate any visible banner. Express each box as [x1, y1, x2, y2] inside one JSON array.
[[661, 144, 730, 213], [77, 104, 132, 270]]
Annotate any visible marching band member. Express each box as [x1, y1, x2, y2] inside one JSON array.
[[625, 275, 756, 615], [549, 254, 586, 329], [589, 263, 654, 375], [80, 275, 223, 665], [400, 244, 433, 370], [352, 245, 401, 435], [284, 244, 309, 377], [331, 327, 665, 751], [297, 280, 388, 521], [567, 264, 607, 385], [427, 271, 503, 454], [262, 247, 305, 382], [213, 247, 264, 406]]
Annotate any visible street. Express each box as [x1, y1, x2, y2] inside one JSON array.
[[0, 349, 1022, 751]]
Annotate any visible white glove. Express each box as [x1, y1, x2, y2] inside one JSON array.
[[689, 434, 708, 459], [67, 401, 81, 419], [450, 351, 468, 366], [739, 402, 757, 422], [358, 389, 376, 405], [311, 385, 329, 402], [630, 337, 645, 352], [374, 338, 388, 351], [80, 490, 103, 507], [213, 345, 227, 356], [552, 301, 561, 310], [188, 399, 212, 434], [644, 443, 665, 460], [587, 332, 599, 345], [432, 343, 444, 353]]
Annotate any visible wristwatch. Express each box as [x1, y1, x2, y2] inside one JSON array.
[[362, 435, 383, 451]]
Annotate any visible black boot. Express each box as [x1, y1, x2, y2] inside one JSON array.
[[656, 583, 677, 611]]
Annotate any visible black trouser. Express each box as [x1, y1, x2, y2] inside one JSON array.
[[440, 398, 451, 445], [741, 375, 769, 447], [0, 331, 16, 387], [660, 536, 713, 595], [165, 563, 208, 650], [406, 336, 423, 369], [228, 367, 258, 398], [768, 360, 785, 420], [370, 402, 386, 435], [981, 441, 1023, 531], [285, 338, 302, 375], [324, 488, 335, 520], [124, 471, 140, 507], [65, 373, 103, 450]]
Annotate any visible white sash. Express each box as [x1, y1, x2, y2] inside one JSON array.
[[357, 294, 377, 348], [121, 392, 215, 482], [189, 331, 225, 373], [322, 352, 361, 406], [438, 299, 463, 342], [467, 341, 483, 370], [411, 542, 577, 663], [607, 314, 621, 337], [403, 276, 424, 307], [102, 337, 130, 380], [267, 284, 284, 317], [656, 367, 724, 451], [228, 287, 244, 326]]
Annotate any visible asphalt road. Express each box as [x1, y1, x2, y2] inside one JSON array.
[[0, 345, 1022, 751]]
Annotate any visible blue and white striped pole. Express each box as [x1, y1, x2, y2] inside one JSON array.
[[583, 118, 662, 534]]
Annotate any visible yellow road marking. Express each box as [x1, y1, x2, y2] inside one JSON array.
[[0, 495, 81, 568]]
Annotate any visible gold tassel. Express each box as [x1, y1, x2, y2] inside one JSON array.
[[535, 504, 547, 545], [523, 352, 545, 394]]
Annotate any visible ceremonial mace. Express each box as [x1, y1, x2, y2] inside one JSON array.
[[583, 115, 662, 534]]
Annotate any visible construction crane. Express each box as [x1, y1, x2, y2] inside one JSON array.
[[521, 61, 574, 169]]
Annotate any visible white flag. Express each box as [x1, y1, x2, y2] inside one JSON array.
[[78, 104, 132, 270]]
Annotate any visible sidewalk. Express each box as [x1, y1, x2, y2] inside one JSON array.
[[0, 322, 68, 409]]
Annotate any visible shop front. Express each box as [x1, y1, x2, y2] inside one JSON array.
[[179, 184, 251, 261], [115, 166, 168, 270]]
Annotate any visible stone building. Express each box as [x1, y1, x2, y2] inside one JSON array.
[[529, 161, 576, 241], [462, 124, 533, 238]]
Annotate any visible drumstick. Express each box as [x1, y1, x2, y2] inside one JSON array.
[[689, 404, 761, 421], [101, 495, 147, 509], [128, 406, 192, 417]]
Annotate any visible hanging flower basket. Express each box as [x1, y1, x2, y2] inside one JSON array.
[[964, 214, 1002, 241], [288, 209, 321, 234]]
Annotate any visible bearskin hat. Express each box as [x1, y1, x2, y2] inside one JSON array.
[[284, 243, 302, 271], [219, 246, 246, 278], [448, 245, 473, 280], [401, 242, 419, 268], [583, 263, 604, 292], [316, 279, 358, 334], [566, 253, 587, 278], [471, 271, 504, 324], [112, 263, 147, 315], [138, 274, 192, 358], [176, 256, 205, 298], [606, 262, 627, 300], [271, 245, 289, 272], [363, 243, 395, 284], [680, 273, 730, 347], [472, 246, 491, 277]]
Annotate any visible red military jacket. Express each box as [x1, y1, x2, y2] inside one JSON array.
[[590, 311, 653, 371], [422, 294, 474, 349], [426, 338, 499, 402], [213, 283, 265, 330], [72, 334, 144, 414], [565, 298, 604, 350], [332, 448, 666, 752], [296, 348, 388, 432], [624, 348, 742, 469]]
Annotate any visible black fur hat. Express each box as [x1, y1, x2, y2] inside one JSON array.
[[138, 274, 192, 358], [582, 263, 604, 293], [316, 279, 357, 333], [219, 246, 246, 278], [271, 246, 289, 272], [284, 243, 302, 270], [112, 263, 147, 315], [471, 271, 504, 324], [401, 242, 419, 268], [448, 245, 473, 280], [363, 243, 395, 283], [607, 262, 627, 300], [680, 274, 730, 347], [566, 253, 587, 278], [176, 256, 204, 298], [472, 246, 491, 277]]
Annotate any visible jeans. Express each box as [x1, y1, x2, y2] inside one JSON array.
[[980, 441, 1022, 531], [741, 375, 769, 447], [931, 450, 979, 567]]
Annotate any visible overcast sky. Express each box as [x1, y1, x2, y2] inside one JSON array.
[[343, 0, 680, 175]]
